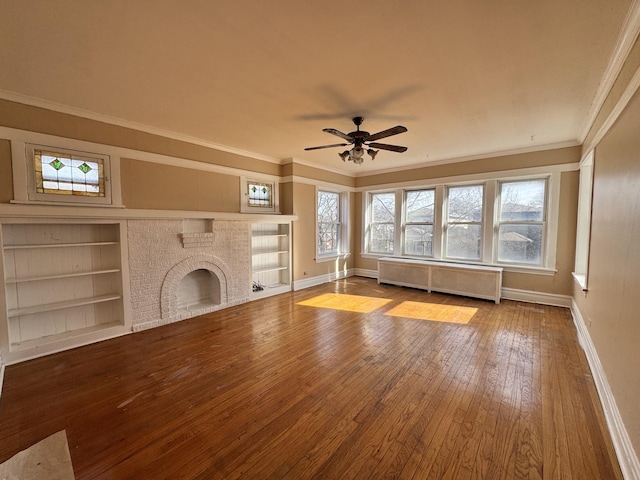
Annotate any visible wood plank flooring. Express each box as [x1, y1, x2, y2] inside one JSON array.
[[0, 278, 622, 479]]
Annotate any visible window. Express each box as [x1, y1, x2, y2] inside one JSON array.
[[573, 152, 594, 289], [445, 185, 483, 260], [403, 189, 435, 257], [363, 173, 560, 271], [317, 191, 341, 256], [369, 192, 396, 254], [497, 179, 546, 265], [25, 144, 112, 205], [247, 181, 273, 208], [240, 177, 279, 213]]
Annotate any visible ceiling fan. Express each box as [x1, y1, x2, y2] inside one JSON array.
[[305, 116, 408, 164]]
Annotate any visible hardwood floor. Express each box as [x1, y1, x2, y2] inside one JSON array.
[[0, 278, 622, 479]]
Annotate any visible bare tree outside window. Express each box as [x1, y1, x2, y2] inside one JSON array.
[[446, 185, 483, 260], [498, 179, 546, 264], [317, 191, 340, 255], [404, 189, 435, 256], [370, 192, 395, 254]]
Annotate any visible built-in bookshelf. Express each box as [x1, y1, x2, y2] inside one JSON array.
[[0, 221, 131, 363], [250, 222, 291, 299]]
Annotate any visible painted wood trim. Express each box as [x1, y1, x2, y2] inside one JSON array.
[[501, 287, 572, 308], [0, 203, 298, 222], [584, 62, 640, 155], [354, 162, 580, 192], [0, 126, 282, 189], [571, 300, 640, 480], [579, 0, 640, 143]]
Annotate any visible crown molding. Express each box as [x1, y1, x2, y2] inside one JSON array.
[[354, 140, 580, 178], [579, 0, 640, 143], [584, 62, 640, 154], [0, 89, 281, 164]]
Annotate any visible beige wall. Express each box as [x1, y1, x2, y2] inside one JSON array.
[[354, 150, 580, 296], [356, 146, 581, 188], [121, 158, 240, 212], [574, 87, 640, 457], [0, 99, 281, 177], [0, 139, 13, 203]]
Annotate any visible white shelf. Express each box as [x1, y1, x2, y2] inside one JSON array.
[[252, 249, 288, 256], [8, 294, 122, 317], [250, 222, 291, 299], [9, 321, 124, 352], [1, 222, 128, 362], [252, 266, 288, 274], [5, 269, 121, 284], [4, 241, 119, 250]]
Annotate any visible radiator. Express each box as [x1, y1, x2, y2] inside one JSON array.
[[378, 257, 503, 304]]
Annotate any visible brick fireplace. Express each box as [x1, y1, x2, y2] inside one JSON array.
[[127, 219, 251, 331]]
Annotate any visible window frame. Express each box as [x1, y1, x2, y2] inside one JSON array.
[[25, 143, 112, 205], [361, 172, 561, 274], [443, 183, 485, 262], [495, 178, 548, 267], [573, 151, 594, 290], [366, 191, 398, 256], [10, 137, 122, 208], [315, 187, 349, 262], [240, 176, 280, 213], [402, 188, 436, 258]]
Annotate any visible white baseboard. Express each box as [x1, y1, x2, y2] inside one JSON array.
[[293, 268, 355, 291], [353, 268, 377, 279], [571, 300, 640, 480], [501, 287, 572, 307]]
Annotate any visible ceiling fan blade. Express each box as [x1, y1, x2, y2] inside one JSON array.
[[323, 128, 354, 142], [368, 142, 408, 153], [366, 125, 408, 142], [304, 143, 349, 151]]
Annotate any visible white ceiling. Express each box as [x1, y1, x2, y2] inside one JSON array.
[[0, 1, 634, 175]]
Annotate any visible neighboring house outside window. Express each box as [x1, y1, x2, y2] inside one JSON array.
[[497, 179, 547, 265], [444, 184, 484, 261], [362, 173, 559, 272]]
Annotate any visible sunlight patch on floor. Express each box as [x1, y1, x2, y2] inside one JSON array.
[[297, 293, 392, 313], [385, 301, 478, 324]]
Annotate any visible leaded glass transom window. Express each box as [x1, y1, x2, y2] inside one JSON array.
[[247, 182, 273, 208], [34, 149, 105, 197]]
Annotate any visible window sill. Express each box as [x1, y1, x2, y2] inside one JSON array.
[[360, 253, 557, 275], [316, 253, 351, 263], [572, 272, 588, 291], [10, 200, 125, 208]]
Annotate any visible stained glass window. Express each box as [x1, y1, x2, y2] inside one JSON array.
[[34, 149, 105, 197], [247, 182, 272, 208]]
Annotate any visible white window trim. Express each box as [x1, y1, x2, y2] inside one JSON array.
[[316, 187, 349, 262], [494, 178, 548, 268], [443, 183, 485, 262], [364, 190, 400, 256], [240, 176, 280, 214], [573, 151, 594, 290], [11, 137, 123, 208], [402, 188, 436, 258], [361, 172, 560, 274]]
